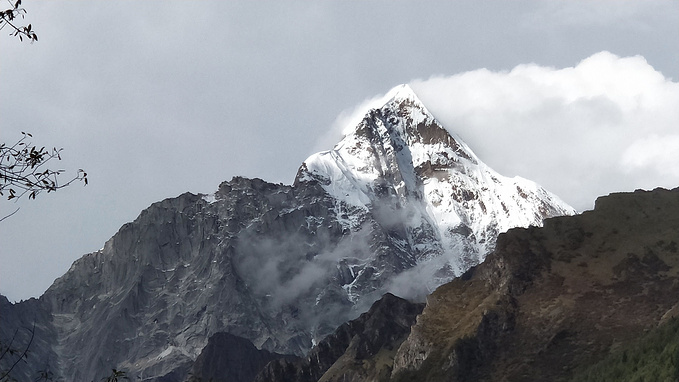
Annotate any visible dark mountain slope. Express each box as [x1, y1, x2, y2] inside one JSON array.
[[189, 332, 295, 382]]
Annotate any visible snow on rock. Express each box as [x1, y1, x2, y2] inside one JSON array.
[[297, 84, 575, 292]]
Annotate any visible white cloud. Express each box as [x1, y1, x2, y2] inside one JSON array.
[[622, 135, 679, 178], [410, 51, 679, 211]]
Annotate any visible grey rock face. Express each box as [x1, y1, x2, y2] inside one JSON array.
[[0, 296, 58, 380], [0, 86, 574, 381]]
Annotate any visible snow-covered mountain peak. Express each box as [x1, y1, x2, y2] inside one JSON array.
[[296, 84, 481, 208], [347, 84, 474, 156], [381, 83, 421, 105], [296, 84, 575, 285]]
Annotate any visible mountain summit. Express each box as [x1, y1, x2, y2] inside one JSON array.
[[297, 84, 574, 294], [0, 85, 574, 381]]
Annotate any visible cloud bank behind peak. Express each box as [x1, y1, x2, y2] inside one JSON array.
[[404, 51, 679, 211]]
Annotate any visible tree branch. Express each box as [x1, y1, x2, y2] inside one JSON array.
[[0, 323, 35, 381], [0, 206, 20, 223]]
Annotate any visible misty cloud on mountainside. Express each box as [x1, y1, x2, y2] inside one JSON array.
[[234, 225, 374, 306]]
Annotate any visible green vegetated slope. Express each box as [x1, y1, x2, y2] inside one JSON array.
[[570, 316, 679, 382]]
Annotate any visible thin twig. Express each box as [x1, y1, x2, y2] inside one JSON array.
[[0, 323, 35, 381], [0, 206, 20, 222]]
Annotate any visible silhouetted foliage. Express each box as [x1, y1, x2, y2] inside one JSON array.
[[0, 324, 35, 382], [99, 369, 128, 382], [0, 0, 37, 42], [34, 368, 60, 382], [0, 132, 87, 220], [1, 5, 87, 221]]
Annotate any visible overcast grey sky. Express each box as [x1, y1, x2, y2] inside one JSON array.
[[1, 1, 678, 301]]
